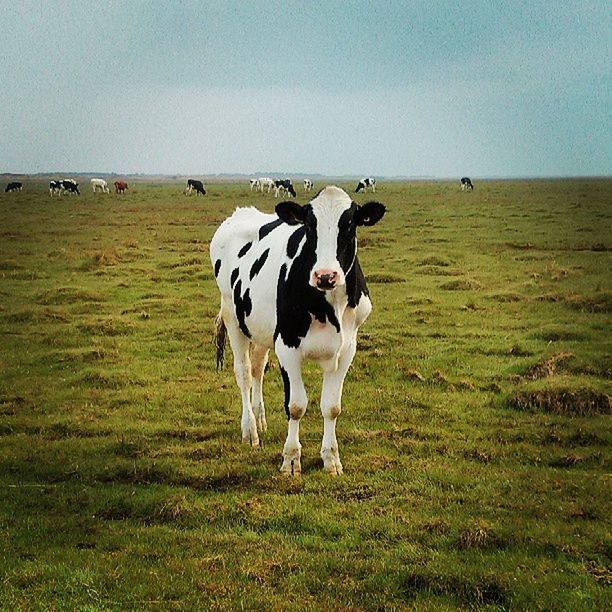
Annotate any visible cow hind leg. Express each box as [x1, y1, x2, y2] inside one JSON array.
[[225, 317, 259, 447], [250, 344, 269, 433]]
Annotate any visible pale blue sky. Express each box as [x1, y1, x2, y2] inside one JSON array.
[[0, 1, 610, 176]]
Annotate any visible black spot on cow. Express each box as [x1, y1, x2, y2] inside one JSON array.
[[346, 257, 369, 308], [238, 242, 252, 258], [280, 366, 291, 419], [258, 218, 284, 240], [336, 205, 358, 273], [230, 268, 239, 288], [250, 248, 270, 280], [214, 259, 222, 277], [287, 226, 306, 258], [233, 280, 252, 338]]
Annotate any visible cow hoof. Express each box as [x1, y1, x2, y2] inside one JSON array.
[[323, 462, 343, 476], [256, 417, 268, 432], [280, 456, 301, 476], [242, 434, 260, 447], [321, 448, 343, 475]]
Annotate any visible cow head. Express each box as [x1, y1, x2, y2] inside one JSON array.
[[276, 186, 385, 291]]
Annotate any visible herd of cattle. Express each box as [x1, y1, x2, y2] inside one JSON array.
[[46, 178, 130, 196], [4, 176, 476, 196]]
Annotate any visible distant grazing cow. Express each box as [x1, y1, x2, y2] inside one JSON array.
[[303, 179, 313, 192], [114, 181, 128, 194], [274, 179, 296, 198], [60, 179, 80, 195], [355, 177, 376, 193], [49, 180, 62, 196], [460, 177, 474, 191], [5, 182, 22, 193], [210, 185, 386, 475], [258, 177, 275, 193], [91, 178, 109, 193], [186, 179, 206, 196], [250, 179, 260, 191]]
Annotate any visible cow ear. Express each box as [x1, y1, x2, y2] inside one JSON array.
[[276, 201, 306, 225], [355, 201, 386, 226]]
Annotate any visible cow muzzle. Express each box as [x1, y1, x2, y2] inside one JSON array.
[[313, 269, 339, 291]]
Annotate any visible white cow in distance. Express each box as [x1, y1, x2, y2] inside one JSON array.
[[258, 177, 275, 193], [91, 178, 109, 193]]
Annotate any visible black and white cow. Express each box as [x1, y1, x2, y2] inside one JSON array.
[[355, 177, 376, 193], [186, 178, 206, 196], [249, 179, 260, 191], [274, 179, 296, 198], [303, 179, 313, 192], [5, 182, 22, 193], [210, 186, 385, 475], [60, 179, 80, 195], [49, 180, 62, 196], [460, 177, 474, 191]]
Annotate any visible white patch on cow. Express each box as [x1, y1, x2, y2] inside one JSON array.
[[309, 186, 352, 288]]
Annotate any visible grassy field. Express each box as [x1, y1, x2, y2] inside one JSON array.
[[0, 178, 610, 610]]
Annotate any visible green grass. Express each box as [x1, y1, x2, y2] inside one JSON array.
[[1, 178, 610, 609]]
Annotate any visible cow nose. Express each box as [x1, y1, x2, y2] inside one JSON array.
[[313, 269, 338, 289]]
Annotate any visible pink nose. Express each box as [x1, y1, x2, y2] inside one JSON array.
[[313, 269, 338, 289]]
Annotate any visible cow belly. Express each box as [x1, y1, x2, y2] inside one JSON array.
[[244, 316, 276, 349]]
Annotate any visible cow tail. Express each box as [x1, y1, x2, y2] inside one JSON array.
[[214, 311, 227, 371]]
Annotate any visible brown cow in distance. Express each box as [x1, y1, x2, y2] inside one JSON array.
[[114, 181, 128, 194]]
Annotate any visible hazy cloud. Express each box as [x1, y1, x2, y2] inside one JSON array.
[[1, 0, 610, 176]]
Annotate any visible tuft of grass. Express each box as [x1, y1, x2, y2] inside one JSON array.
[[36, 287, 106, 305], [365, 273, 405, 283], [78, 317, 134, 336], [507, 385, 611, 416], [440, 278, 483, 290], [564, 292, 612, 313], [400, 571, 508, 607], [520, 352, 573, 380], [419, 255, 451, 266], [80, 248, 121, 270], [456, 525, 504, 550]]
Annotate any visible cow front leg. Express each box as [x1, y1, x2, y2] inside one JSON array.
[[320, 338, 357, 475], [225, 318, 259, 447], [276, 347, 307, 475], [250, 344, 269, 432]]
